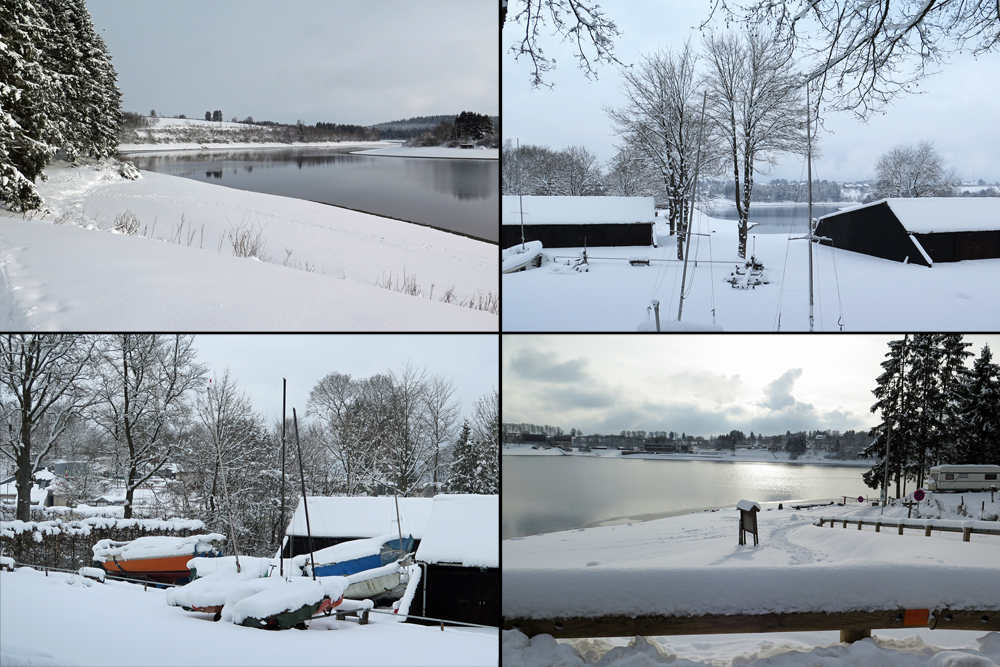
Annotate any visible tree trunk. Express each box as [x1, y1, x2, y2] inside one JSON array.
[[16, 374, 34, 521]]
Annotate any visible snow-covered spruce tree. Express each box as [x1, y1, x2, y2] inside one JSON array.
[[862, 336, 913, 498], [955, 344, 1000, 466], [0, 0, 56, 211], [934, 334, 973, 465], [470, 388, 499, 493], [904, 334, 945, 490]]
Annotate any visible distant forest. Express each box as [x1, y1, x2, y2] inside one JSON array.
[[375, 114, 501, 140]]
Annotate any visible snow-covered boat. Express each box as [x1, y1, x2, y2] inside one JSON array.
[[92, 533, 225, 585], [300, 533, 412, 578], [502, 240, 543, 273]]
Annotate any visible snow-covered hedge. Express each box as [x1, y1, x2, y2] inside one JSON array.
[[0, 516, 205, 571]]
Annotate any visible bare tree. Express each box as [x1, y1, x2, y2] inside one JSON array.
[[421, 375, 460, 488], [707, 0, 999, 117], [604, 143, 658, 198], [88, 335, 206, 519], [606, 43, 708, 258], [307, 372, 376, 496], [505, 0, 624, 88], [378, 363, 431, 496], [556, 145, 604, 196], [0, 335, 96, 520], [702, 29, 807, 258], [871, 140, 958, 199]]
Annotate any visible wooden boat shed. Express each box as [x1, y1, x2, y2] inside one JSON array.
[[281, 496, 434, 558], [502, 195, 656, 248], [815, 198, 1000, 266], [407, 494, 499, 627]]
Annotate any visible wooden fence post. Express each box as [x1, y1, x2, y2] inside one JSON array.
[[840, 628, 871, 644], [963, 527, 971, 542]]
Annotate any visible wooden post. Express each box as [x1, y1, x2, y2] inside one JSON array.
[[840, 628, 871, 644], [898, 524, 904, 535], [875, 522, 881, 533], [963, 527, 972, 542], [843, 520, 847, 528], [858, 521, 862, 530], [925, 526, 932, 537]]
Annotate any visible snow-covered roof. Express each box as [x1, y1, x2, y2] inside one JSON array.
[[0, 482, 48, 504], [818, 197, 1000, 233], [415, 494, 498, 568], [736, 499, 761, 512], [286, 496, 434, 539], [502, 196, 656, 226]]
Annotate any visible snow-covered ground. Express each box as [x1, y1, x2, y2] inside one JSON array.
[[0, 160, 498, 330], [503, 493, 1000, 666], [0, 568, 497, 666], [119, 140, 384, 153], [502, 444, 872, 467], [352, 146, 499, 160], [502, 210, 1000, 331]]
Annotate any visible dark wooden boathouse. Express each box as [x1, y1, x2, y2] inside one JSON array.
[[502, 195, 656, 248], [815, 198, 1000, 266]]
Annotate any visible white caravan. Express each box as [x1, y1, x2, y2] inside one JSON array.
[[927, 464, 1000, 492]]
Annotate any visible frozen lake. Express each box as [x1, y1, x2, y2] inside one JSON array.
[[502, 455, 873, 539], [129, 147, 499, 243]]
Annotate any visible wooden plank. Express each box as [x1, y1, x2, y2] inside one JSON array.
[[504, 609, 1000, 639]]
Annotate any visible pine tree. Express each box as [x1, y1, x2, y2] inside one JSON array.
[[955, 344, 1000, 465], [906, 334, 944, 490], [862, 336, 913, 497], [447, 420, 475, 493], [205, 111, 212, 121], [936, 334, 973, 465]]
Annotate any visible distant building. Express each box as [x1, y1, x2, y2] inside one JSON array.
[[502, 195, 656, 248], [816, 198, 1000, 265], [644, 442, 692, 454]]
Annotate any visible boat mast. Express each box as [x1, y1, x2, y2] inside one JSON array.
[[292, 408, 317, 580], [209, 380, 241, 574], [279, 378, 286, 578], [677, 91, 708, 322], [806, 84, 815, 332], [518, 138, 526, 250]]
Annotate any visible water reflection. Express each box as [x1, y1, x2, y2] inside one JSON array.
[[127, 147, 499, 242], [502, 456, 872, 540]]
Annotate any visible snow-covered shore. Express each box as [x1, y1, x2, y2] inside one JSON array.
[[352, 146, 499, 160], [118, 140, 385, 154], [0, 160, 497, 330], [502, 444, 871, 467], [502, 209, 1000, 331], [503, 493, 1000, 666]]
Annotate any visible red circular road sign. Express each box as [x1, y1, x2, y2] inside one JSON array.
[[858, 496, 865, 503], [914, 489, 926, 501]]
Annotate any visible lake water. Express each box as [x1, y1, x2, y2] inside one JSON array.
[[128, 147, 499, 243], [502, 455, 873, 540], [709, 204, 847, 234]]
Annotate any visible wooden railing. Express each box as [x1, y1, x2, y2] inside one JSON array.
[[504, 608, 1000, 643], [815, 516, 1000, 541]]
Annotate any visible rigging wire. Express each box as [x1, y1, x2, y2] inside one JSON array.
[[773, 157, 809, 331]]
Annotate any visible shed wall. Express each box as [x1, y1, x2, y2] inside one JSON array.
[[913, 230, 1000, 262], [815, 202, 929, 266], [406, 563, 500, 627], [502, 223, 653, 248]]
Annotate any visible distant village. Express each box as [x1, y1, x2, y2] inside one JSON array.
[[502, 423, 873, 461]]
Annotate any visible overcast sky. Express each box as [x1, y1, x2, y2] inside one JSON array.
[[502, 0, 1000, 183], [189, 335, 497, 427], [502, 334, 1000, 438], [87, 0, 498, 126]]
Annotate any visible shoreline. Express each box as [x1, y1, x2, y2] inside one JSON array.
[[502, 445, 872, 467]]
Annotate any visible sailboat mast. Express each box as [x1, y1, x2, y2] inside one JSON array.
[[280, 378, 286, 577], [293, 408, 317, 580], [806, 84, 815, 332], [517, 138, 525, 250]]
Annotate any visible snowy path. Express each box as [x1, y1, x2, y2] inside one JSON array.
[[0, 569, 497, 667], [503, 503, 1000, 621]]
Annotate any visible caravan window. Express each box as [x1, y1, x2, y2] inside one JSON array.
[[958, 473, 969, 479], [945, 474, 955, 480], [987, 474, 998, 481]]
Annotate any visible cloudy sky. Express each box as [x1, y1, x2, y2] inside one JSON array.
[[502, 334, 1000, 437], [87, 0, 498, 126], [502, 0, 1000, 183], [189, 335, 497, 427]]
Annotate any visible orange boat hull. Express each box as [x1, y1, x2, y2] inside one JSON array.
[[101, 553, 195, 574]]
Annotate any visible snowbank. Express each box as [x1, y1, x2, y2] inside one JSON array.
[[0, 517, 205, 539], [1, 568, 496, 666], [503, 629, 1000, 666], [415, 494, 498, 568], [0, 161, 498, 331], [503, 503, 1000, 620]]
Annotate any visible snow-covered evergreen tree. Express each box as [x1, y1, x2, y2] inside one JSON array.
[[955, 344, 1000, 465], [0, 0, 122, 211], [936, 334, 973, 464], [447, 420, 478, 493], [862, 336, 912, 497]]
